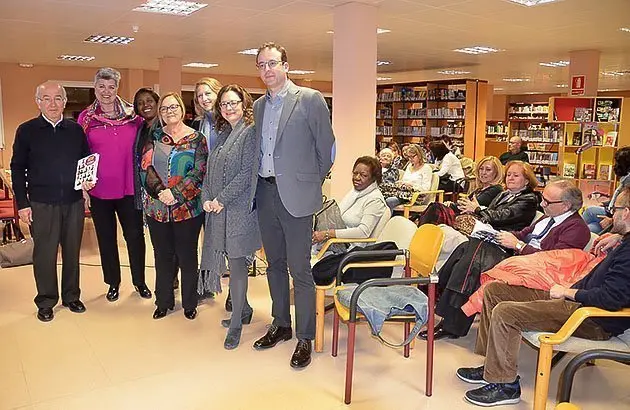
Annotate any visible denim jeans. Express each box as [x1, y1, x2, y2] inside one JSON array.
[[581, 206, 607, 234]]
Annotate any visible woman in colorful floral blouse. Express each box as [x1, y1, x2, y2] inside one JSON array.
[[139, 92, 208, 320]]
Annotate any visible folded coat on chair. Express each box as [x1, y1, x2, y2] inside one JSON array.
[[461, 249, 605, 316]]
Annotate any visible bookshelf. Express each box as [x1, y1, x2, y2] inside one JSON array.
[[548, 96, 624, 197], [376, 79, 488, 159]]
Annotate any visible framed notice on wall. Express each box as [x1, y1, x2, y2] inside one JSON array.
[[571, 75, 586, 96]]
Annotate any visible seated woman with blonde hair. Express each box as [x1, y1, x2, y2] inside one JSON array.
[[383, 144, 433, 210]]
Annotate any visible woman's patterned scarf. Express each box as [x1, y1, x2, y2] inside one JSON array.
[[80, 95, 137, 132]]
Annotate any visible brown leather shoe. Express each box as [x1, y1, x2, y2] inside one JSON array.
[[253, 325, 292, 350], [290, 339, 312, 369]]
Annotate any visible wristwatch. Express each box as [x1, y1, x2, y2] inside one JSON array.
[[515, 241, 526, 253]]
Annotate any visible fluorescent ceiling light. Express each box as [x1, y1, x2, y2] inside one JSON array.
[[494, 87, 505, 91], [19, 63, 34, 68], [133, 0, 208, 16], [556, 84, 568, 88], [183, 62, 218, 68], [503, 78, 530, 82], [621, 27, 630, 33], [326, 28, 391, 34], [437, 70, 471, 75], [454, 46, 502, 55], [288, 70, 315, 75], [377, 77, 392, 81], [84, 34, 134, 45], [505, 0, 561, 6], [377, 60, 391, 66], [238, 48, 258, 55], [539, 60, 569, 67], [57, 54, 95, 62], [601, 71, 629, 76]]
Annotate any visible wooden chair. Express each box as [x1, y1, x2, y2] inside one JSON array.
[[394, 172, 445, 219], [331, 224, 444, 404], [522, 307, 630, 410], [312, 215, 415, 353]]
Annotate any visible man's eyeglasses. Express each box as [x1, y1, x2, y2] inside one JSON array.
[[159, 104, 181, 113], [541, 195, 564, 205], [612, 206, 628, 212], [219, 100, 242, 110], [37, 96, 65, 105], [256, 60, 284, 71]]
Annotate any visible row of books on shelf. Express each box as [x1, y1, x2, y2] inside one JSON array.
[[527, 143, 557, 152], [427, 107, 465, 119], [487, 124, 507, 134], [512, 128, 562, 143], [509, 104, 549, 115], [377, 89, 427, 102], [568, 125, 617, 147], [376, 126, 465, 137], [528, 151, 558, 165], [428, 88, 466, 101], [376, 108, 392, 119], [398, 108, 426, 118], [572, 106, 620, 123], [562, 163, 613, 180]]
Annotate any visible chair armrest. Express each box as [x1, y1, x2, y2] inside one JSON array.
[[402, 190, 446, 207], [539, 307, 630, 345], [336, 249, 407, 284], [347, 276, 436, 322], [316, 237, 377, 260]]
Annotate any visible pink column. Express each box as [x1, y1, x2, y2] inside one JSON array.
[[569, 50, 600, 97], [126, 68, 144, 102], [158, 57, 182, 95], [331, 2, 377, 200]]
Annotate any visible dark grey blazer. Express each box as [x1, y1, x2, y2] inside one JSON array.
[[253, 81, 336, 218]]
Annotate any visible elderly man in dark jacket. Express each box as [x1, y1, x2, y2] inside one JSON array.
[[423, 178, 591, 340]]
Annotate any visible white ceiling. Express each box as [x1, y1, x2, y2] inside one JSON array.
[[1, 0, 629, 93]]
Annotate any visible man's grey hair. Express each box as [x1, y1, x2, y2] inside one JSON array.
[[94, 67, 121, 86], [548, 178, 583, 211], [35, 82, 67, 100]]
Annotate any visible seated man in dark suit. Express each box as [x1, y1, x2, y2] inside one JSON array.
[[423, 178, 591, 340], [499, 136, 529, 165], [456, 185, 630, 407]]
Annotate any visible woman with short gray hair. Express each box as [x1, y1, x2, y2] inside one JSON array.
[[78, 67, 150, 303]]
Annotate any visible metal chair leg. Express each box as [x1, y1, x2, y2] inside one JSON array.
[[404, 322, 410, 358], [344, 322, 357, 405]]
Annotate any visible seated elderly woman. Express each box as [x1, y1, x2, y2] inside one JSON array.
[[419, 156, 504, 225], [312, 156, 388, 248], [383, 144, 433, 211], [378, 148, 400, 185]]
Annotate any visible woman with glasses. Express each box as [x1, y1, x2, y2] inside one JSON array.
[[138, 92, 208, 320], [200, 84, 260, 350], [78, 68, 151, 303]]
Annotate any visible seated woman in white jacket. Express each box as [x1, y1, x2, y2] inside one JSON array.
[[384, 144, 433, 210], [312, 156, 388, 245]]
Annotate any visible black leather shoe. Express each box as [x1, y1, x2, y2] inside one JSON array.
[[419, 321, 459, 341], [224, 328, 242, 350], [106, 286, 119, 302], [134, 284, 152, 299], [153, 306, 173, 320], [62, 300, 86, 313], [37, 307, 54, 322], [253, 325, 292, 350], [221, 310, 253, 328], [225, 293, 232, 312], [290, 339, 312, 369], [184, 309, 197, 320]]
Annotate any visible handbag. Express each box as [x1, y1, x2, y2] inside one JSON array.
[[0, 238, 33, 268], [313, 199, 348, 254]]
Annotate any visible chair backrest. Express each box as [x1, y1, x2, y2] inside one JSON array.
[[583, 232, 599, 252], [370, 207, 391, 239], [420, 172, 441, 205], [376, 216, 417, 249], [530, 210, 545, 227], [408, 224, 444, 277]]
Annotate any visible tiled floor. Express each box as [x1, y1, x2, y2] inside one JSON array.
[[1, 223, 629, 410]]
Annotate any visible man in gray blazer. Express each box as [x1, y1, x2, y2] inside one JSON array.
[[252, 42, 335, 369]]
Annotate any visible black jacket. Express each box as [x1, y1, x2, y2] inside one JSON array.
[[499, 149, 529, 165], [11, 115, 89, 209], [474, 188, 538, 231], [572, 236, 630, 336]]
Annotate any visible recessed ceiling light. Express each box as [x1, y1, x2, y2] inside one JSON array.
[[377, 60, 391, 66], [57, 55, 95, 62], [377, 77, 392, 81], [437, 70, 471, 75], [621, 27, 630, 33], [539, 60, 570, 67], [183, 62, 218, 68], [503, 78, 530, 82], [18, 63, 34, 68], [556, 84, 568, 88], [505, 0, 562, 6], [133, 0, 208, 16], [84, 34, 134, 45], [288, 70, 315, 75], [326, 28, 391, 34], [238, 48, 258, 56], [453, 46, 502, 55]]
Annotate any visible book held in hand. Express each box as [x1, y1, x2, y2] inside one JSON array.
[[74, 153, 99, 190]]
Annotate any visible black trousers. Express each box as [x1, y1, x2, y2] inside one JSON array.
[[147, 215, 203, 311], [31, 199, 85, 308], [89, 195, 146, 287]]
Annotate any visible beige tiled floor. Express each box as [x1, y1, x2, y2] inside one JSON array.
[[1, 224, 630, 410]]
